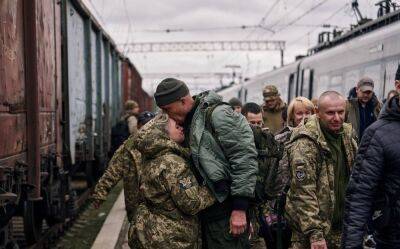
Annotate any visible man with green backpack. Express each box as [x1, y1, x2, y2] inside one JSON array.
[[154, 78, 258, 249]]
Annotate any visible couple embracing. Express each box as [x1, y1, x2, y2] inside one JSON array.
[[131, 78, 258, 249]]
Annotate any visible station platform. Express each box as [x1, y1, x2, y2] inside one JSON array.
[[91, 190, 130, 249]]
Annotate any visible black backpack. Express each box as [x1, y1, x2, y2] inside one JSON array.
[[110, 118, 130, 156]]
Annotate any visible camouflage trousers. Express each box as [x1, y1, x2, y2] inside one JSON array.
[[290, 230, 341, 249]]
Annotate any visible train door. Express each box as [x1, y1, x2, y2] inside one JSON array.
[[300, 68, 314, 99], [288, 73, 296, 103]]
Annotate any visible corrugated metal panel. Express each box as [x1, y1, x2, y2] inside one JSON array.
[[91, 28, 102, 159], [37, 0, 58, 148], [102, 39, 111, 153], [0, 0, 27, 159], [65, 0, 88, 164]]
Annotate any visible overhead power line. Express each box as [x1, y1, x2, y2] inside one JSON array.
[[287, 3, 348, 46], [136, 24, 272, 33], [260, 0, 282, 25], [274, 0, 330, 34], [245, 0, 282, 39]]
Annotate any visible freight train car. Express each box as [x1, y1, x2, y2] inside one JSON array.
[[219, 7, 400, 105], [0, 0, 152, 247], [121, 59, 153, 112]]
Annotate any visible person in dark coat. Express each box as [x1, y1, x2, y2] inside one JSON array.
[[345, 77, 382, 139], [341, 93, 400, 249]]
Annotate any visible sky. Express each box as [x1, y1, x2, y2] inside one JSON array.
[[84, 0, 395, 95]]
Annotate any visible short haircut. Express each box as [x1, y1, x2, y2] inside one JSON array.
[[317, 91, 345, 108], [241, 102, 262, 116]]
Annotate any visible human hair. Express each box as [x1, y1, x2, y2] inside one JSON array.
[[152, 112, 169, 135], [124, 100, 138, 111], [241, 102, 262, 116], [317, 91, 345, 108], [287, 97, 315, 126], [387, 90, 398, 102]]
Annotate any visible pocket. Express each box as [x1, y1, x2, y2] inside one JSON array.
[[372, 196, 392, 230]]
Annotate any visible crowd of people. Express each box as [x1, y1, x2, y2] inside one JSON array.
[[91, 65, 400, 249]]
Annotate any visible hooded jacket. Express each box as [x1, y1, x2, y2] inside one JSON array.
[[131, 116, 215, 249], [342, 95, 400, 249], [285, 115, 357, 244], [187, 91, 258, 207], [261, 98, 287, 134], [345, 95, 382, 138]]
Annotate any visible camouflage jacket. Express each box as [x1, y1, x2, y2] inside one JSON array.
[[285, 115, 357, 243], [92, 134, 141, 222], [130, 116, 215, 249], [261, 99, 287, 134]]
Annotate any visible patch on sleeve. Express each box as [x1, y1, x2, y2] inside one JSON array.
[[179, 177, 193, 190], [295, 169, 306, 182]]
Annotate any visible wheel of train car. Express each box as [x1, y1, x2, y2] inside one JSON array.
[[23, 200, 44, 245]]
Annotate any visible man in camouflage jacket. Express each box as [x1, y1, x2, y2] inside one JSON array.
[[285, 92, 357, 249]]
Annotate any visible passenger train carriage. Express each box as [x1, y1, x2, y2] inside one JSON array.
[[219, 8, 400, 104]]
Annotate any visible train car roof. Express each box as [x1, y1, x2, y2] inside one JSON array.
[[309, 9, 400, 54], [301, 17, 400, 69]]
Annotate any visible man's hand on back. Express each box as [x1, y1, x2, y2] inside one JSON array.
[[230, 210, 247, 236]]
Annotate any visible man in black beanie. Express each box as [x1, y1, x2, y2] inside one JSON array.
[[154, 78, 258, 249], [395, 64, 400, 93]]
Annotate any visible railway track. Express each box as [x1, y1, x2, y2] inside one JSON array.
[[9, 186, 92, 249]]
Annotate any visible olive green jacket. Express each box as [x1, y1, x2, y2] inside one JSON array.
[[285, 115, 358, 243], [189, 91, 258, 202], [345, 97, 382, 138]]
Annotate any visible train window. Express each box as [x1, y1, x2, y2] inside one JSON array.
[[309, 69, 314, 99], [383, 60, 399, 98], [330, 75, 343, 93], [300, 69, 314, 99], [300, 69, 305, 97], [316, 75, 329, 96], [344, 70, 360, 96], [288, 73, 296, 103]]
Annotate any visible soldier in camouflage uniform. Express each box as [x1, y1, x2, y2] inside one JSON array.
[[242, 102, 280, 248], [285, 91, 357, 249], [261, 85, 287, 134], [130, 114, 215, 249], [92, 111, 155, 221]]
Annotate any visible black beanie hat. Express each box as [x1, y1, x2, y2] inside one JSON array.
[[228, 97, 242, 107], [154, 78, 189, 107], [396, 64, 400, 81]]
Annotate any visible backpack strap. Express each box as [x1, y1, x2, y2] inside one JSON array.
[[205, 101, 232, 136], [204, 102, 233, 158]]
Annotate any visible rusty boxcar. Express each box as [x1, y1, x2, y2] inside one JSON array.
[[0, 0, 152, 247]]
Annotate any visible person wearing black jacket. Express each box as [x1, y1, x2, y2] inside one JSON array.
[[341, 94, 400, 249]]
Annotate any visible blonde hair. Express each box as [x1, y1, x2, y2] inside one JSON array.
[[287, 96, 315, 127]]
